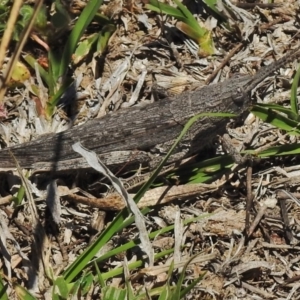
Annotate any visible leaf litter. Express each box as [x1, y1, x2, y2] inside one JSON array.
[[0, 0, 300, 298]]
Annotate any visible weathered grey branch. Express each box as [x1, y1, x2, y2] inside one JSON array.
[[1, 46, 300, 171]]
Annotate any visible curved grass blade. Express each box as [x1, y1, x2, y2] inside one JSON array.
[[46, 77, 73, 116], [93, 214, 211, 267], [165, 155, 234, 184], [62, 205, 151, 283], [146, 0, 214, 55], [58, 0, 104, 79], [245, 143, 300, 157], [175, 253, 206, 299], [146, 0, 189, 20], [23, 53, 51, 87], [134, 112, 236, 202], [290, 64, 300, 115], [14, 284, 36, 300], [0, 274, 8, 300], [251, 105, 300, 135], [253, 103, 300, 122]]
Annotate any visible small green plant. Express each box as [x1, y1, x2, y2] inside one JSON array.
[[252, 66, 300, 131], [0, 1, 47, 42], [24, 0, 115, 118], [145, 0, 214, 56]]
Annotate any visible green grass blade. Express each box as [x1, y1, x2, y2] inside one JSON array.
[[179, 273, 205, 298], [97, 24, 116, 54], [0, 274, 8, 300], [80, 272, 94, 296], [166, 155, 234, 184], [94, 214, 211, 265], [94, 261, 106, 288], [290, 64, 300, 115], [23, 53, 50, 87], [174, 143, 300, 185], [73, 33, 98, 64], [11, 185, 25, 206], [48, 50, 61, 94], [147, 0, 201, 31], [146, 0, 209, 39], [52, 0, 70, 28], [253, 103, 300, 121], [146, 0, 214, 55], [63, 207, 150, 283], [58, 0, 104, 79], [64, 209, 210, 283], [172, 256, 191, 300], [251, 105, 300, 135], [53, 276, 69, 299], [124, 267, 135, 300], [134, 112, 236, 203], [245, 143, 300, 157], [146, 0, 188, 20], [102, 286, 127, 300], [172, 0, 202, 30], [68, 279, 80, 297], [14, 284, 36, 300], [158, 261, 173, 300], [100, 249, 175, 281], [173, 253, 205, 299], [202, 0, 223, 16], [46, 77, 73, 116]]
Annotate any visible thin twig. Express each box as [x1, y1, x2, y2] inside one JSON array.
[[205, 43, 243, 85]]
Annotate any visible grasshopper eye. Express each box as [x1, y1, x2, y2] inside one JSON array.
[[232, 87, 245, 106]]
